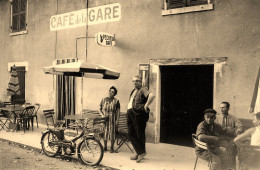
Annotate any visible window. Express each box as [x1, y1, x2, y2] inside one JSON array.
[[11, 0, 27, 34], [162, 0, 213, 15]]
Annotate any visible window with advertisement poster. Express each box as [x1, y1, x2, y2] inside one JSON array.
[[139, 64, 150, 89]]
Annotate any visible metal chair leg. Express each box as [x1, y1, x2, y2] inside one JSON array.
[[36, 116, 38, 128], [194, 156, 198, 170]]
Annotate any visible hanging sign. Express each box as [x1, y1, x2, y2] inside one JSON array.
[[50, 3, 121, 31], [95, 32, 115, 47], [139, 64, 150, 89]]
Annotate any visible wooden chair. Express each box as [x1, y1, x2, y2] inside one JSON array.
[[43, 109, 65, 129], [192, 134, 212, 170], [114, 113, 134, 153], [3, 102, 13, 106]]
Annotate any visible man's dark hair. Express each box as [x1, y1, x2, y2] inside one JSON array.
[[221, 101, 230, 108], [110, 86, 118, 96]]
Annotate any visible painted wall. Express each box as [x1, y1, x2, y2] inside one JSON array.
[[0, 0, 87, 123], [0, 0, 259, 142]]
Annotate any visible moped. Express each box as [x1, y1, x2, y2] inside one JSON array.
[[41, 117, 106, 166]]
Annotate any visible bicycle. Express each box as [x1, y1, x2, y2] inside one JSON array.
[[41, 117, 107, 166]]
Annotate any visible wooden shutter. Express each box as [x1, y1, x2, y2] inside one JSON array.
[[187, 0, 208, 6], [12, 0, 19, 31], [19, 0, 27, 30], [168, 0, 186, 9], [11, 67, 26, 105]]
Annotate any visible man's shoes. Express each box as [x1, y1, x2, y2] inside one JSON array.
[[130, 154, 138, 160], [136, 153, 146, 163]]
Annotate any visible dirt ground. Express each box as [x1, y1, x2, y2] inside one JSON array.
[[0, 140, 114, 170]]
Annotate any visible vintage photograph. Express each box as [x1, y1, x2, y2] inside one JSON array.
[[0, 0, 259, 169]]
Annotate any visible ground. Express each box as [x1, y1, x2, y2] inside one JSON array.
[[0, 140, 114, 170]]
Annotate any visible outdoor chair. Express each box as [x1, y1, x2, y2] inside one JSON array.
[[16, 106, 35, 133], [31, 103, 40, 128], [192, 134, 212, 170], [43, 109, 65, 129], [114, 112, 134, 153], [85, 116, 107, 139], [3, 102, 13, 106], [0, 110, 11, 131]]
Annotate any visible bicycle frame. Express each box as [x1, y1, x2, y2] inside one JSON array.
[[42, 117, 104, 150]]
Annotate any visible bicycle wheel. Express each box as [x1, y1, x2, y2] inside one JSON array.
[[78, 137, 104, 166], [41, 131, 61, 157]]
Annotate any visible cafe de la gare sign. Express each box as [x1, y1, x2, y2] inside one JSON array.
[[50, 3, 121, 31]]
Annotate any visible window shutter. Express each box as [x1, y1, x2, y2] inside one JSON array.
[[12, 0, 19, 32], [187, 0, 208, 6], [19, 0, 26, 30], [168, 0, 186, 9], [20, 0, 27, 12]]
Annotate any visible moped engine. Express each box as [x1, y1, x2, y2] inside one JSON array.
[[63, 142, 76, 155]]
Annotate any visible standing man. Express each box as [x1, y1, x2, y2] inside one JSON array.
[[127, 76, 155, 163], [215, 101, 243, 136]]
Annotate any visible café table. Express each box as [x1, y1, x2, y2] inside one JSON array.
[[0, 105, 25, 131], [216, 136, 237, 170]]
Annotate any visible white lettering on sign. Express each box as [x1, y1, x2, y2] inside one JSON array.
[[95, 32, 115, 47], [50, 3, 121, 31]]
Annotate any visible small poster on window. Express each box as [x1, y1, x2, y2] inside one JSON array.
[[139, 64, 150, 89]]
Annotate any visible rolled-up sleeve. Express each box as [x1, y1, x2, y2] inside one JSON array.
[[196, 123, 206, 137]]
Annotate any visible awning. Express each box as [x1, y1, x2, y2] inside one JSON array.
[[43, 61, 120, 79]]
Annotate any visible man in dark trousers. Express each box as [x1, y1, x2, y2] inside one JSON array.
[[127, 76, 155, 163]]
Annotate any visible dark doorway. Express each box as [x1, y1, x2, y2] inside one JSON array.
[[11, 66, 26, 105], [160, 65, 214, 146]]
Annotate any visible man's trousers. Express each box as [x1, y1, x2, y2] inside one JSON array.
[[127, 109, 148, 155]]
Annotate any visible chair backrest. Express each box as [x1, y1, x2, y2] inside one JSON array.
[[117, 113, 128, 131], [192, 134, 209, 150], [20, 106, 35, 117], [33, 103, 40, 116], [85, 117, 107, 133], [43, 109, 55, 128], [3, 102, 13, 106]]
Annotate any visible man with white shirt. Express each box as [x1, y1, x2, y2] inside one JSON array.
[[127, 76, 155, 163]]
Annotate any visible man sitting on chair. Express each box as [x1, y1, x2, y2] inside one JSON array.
[[195, 109, 232, 170]]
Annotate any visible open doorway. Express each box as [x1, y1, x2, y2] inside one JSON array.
[[160, 65, 214, 146]]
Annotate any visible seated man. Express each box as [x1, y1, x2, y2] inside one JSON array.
[[214, 102, 243, 168], [215, 101, 243, 136], [196, 109, 232, 170]]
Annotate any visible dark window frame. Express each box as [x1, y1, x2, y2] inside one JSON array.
[[11, 0, 27, 33], [167, 0, 210, 9]]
